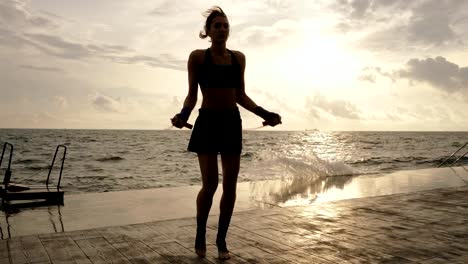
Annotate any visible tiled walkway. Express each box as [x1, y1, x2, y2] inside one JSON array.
[[1, 186, 467, 263]]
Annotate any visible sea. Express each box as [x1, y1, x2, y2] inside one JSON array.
[[1, 129, 467, 194]]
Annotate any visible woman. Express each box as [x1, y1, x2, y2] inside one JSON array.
[[171, 6, 281, 260]]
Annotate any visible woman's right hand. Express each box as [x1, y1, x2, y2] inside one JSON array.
[[171, 114, 194, 129], [171, 107, 193, 129], [171, 114, 186, 129]]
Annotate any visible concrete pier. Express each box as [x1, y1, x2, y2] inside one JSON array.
[[0, 167, 467, 263]]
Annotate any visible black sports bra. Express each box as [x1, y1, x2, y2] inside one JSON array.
[[198, 48, 241, 89]]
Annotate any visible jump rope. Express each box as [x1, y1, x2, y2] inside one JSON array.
[[166, 121, 269, 130]]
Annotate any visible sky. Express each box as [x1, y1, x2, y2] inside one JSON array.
[[1, 0, 468, 131]]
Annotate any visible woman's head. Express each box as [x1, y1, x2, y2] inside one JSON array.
[[199, 6, 229, 42]]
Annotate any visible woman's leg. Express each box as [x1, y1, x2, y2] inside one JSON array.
[[195, 153, 219, 257], [217, 153, 241, 258]]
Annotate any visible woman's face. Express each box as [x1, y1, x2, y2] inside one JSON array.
[[208, 16, 229, 42]]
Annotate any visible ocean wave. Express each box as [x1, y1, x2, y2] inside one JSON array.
[[3, 129, 468, 194], [241, 152, 253, 158], [434, 156, 468, 166], [390, 156, 427, 163], [349, 156, 433, 166], [77, 175, 110, 181], [20, 178, 47, 185], [348, 157, 384, 165], [79, 137, 97, 142], [16, 158, 41, 164], [119, 176, 134, 180], [26, 165, 50, 171], [358, 140, 381, 145], [256, 150, 357, 179], [415, 160, 441, 165], [96, 156, 125, 162]]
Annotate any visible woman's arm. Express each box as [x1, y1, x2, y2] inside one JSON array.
[[235, 51, 282, 126], [171, 50, 201, 128], [235, 51, 258, 112], [183, 50, 201, 109]]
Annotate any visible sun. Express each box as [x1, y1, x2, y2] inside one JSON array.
[[276, 29, 362, 92]]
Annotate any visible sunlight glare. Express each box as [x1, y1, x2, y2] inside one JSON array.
[[276, 30, 361, 91]]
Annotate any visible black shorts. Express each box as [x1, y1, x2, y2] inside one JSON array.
[[187, 108, 242, 154]]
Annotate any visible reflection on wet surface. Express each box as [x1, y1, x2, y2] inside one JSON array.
[[1, 166, 467, 239], [250, 166, 468, 206], [0, 202, 64, 239], [251, 174, 354, 206]]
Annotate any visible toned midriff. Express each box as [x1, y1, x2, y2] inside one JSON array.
[[200, 87, 238, 110]]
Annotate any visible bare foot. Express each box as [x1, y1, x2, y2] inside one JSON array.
[[195, 231, 206, 258], [195, 248, 206, 258], [218, 250, 231, 260]]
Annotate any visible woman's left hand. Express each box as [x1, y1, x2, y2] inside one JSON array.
[[263, 113, 282, 127]]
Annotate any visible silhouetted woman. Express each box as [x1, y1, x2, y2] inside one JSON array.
[[171, 6, 281, 260]]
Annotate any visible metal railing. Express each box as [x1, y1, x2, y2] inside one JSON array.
[[46, 145, 67, 189], [438, 142, 468, 167], [0, 142, 13, 187], [1, 143, 67, 189]]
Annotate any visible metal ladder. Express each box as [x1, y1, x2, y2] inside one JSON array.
[[438, 142, 468, 167], [0, 142, 13, 188], [1, 142, 67, 190], [47, 145, 67, 190]]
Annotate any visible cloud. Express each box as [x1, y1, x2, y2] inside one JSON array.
[[383, 104, 454, 123], [237, 19, 299, 46], [406, 0, 464, 45], [333, 0, 468, 50], [19, 64, 64, 73], [0, 28, 26, 47], [0, 0, 186, 71], [53, 96, 68, 108], [306, 93, 361, 120], [24, 33, 126, 59], [398, 56, 468, 93], [360, 56, 468, 97], [306, 105, 321, 120], [247, 88, 299, 120], [349, 0, 371, 18], [0, 0, 56, 30], [112, 54, 186, 71], [331, 0, 413, 22], [91, 94, 123, 113], [8, 32, 186, 70], [359, 66, 395, 82], [148, 0, 188, 16], [358, 74, 376, 83], [31, 112, 60, 125], [358, 26, 409, 51], [172, 0, 318, 47]]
